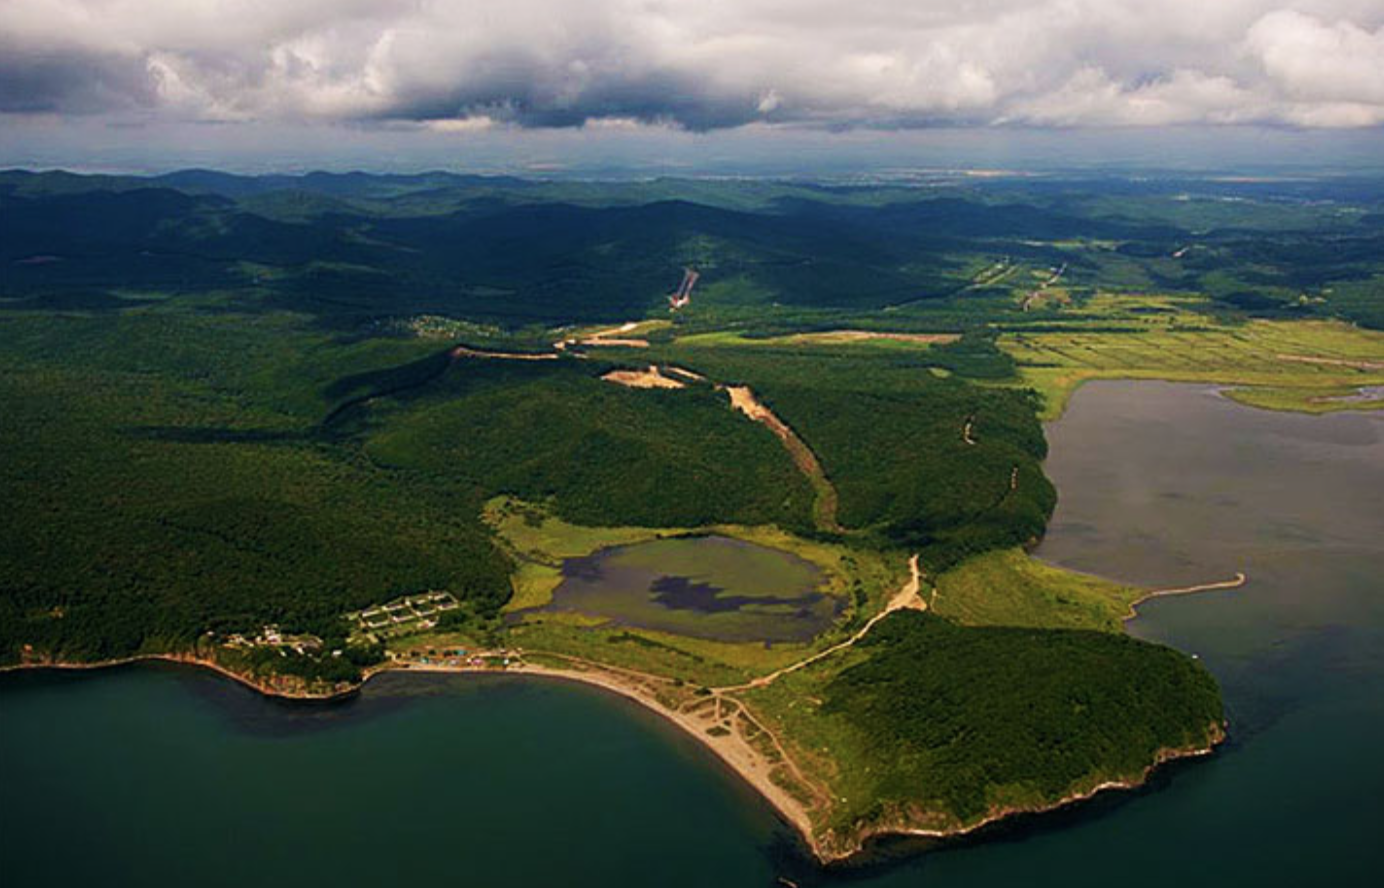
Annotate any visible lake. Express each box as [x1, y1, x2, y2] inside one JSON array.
[[3, 381, 1382, 886], [538, 534, 837, 643]]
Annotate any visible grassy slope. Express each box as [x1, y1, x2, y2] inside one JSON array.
[[932, 548, 1141, 633], [13, 176, 1337, 851]]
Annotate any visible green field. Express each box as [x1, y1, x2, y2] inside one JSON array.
[[997, 298, 1384, 419]]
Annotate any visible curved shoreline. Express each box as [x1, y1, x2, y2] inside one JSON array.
[[0, 653, 361, 702], [0, 649, 1223, 866]]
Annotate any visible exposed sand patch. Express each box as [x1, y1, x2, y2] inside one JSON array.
[[581, 337, 650, 348], [601, 365, 686, 389], [663, 366, 707, 382], [576, 319, 673, 349], [722, 385, 841, 533]]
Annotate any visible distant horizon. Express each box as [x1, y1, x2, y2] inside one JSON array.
[[6, 124, 1384, 180]]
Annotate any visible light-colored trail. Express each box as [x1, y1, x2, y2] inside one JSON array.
[[716, 554, 925, 693], [449, 345, 560, 361]]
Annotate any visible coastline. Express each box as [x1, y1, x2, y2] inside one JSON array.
[[829, 725, 1224, 863], [0, 653, 361, 702], [0, 649, 1223, 866]]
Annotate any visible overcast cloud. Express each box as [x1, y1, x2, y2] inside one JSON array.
[[2, 0, 1383, 133]]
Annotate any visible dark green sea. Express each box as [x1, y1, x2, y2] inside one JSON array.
[[3, 381, 1382, 887]]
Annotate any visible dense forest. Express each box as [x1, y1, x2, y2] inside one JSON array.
[[651, 341, 1055, 570], [823, 611, 1224, 824], [3, 169, 1382, 330], [1, 168, 1380, 668], [356, 359, 817, 530]]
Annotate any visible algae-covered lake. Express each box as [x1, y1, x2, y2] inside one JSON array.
[[541, 534, 838, 642]]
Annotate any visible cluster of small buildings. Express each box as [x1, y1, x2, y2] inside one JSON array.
[[348, 591, 460, 634], [223, 625, 323, 655]]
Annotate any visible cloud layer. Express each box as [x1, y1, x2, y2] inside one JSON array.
[[2, 0, 1383, 130]]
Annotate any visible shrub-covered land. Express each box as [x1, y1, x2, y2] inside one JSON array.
[[11, 169, 1348, 852]]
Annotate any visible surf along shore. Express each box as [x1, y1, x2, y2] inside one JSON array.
[[2, 555, 1230, 865]]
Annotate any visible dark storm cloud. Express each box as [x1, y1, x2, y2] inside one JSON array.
[[1, 1, 1382, 129], [0, 47, 156, 114]]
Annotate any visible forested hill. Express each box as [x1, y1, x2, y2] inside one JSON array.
[[4, 168, 1383, 329]]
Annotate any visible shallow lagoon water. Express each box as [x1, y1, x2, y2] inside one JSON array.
[[4, 381, 1383, 887], [542, 534, 836, 643]]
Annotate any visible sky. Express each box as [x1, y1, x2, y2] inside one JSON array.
[[2, 0, 1383, 175]]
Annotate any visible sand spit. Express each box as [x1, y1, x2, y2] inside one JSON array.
[[1124, 572, 1247, 620]]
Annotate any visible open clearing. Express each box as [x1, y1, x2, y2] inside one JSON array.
[[1000, 311, 1384, 419], [932, 548, 1140, 633]]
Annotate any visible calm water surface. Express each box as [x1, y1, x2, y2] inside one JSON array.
[[543, 535, 835, 643], [3, 381, 1382, 886]]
